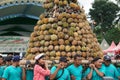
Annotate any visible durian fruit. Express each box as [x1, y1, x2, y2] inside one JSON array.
[[25, 0, 103, 61]]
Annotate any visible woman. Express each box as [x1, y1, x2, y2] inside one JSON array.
[[34, 53, 50, 80]]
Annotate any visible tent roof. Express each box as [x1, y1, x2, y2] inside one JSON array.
[[113, 42, 120, 52], [103, 41, 116, 53], [100, 39, 109, 50]]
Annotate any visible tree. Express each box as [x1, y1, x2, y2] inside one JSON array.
[[116, 0, 120, 5], [105, 27, 120, 44], [89, 0, 119, 33]]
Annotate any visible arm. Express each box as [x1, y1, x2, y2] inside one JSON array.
[[87, 68, 93, 80], [2, 68, 9, 80], [22, 67, 26, 80], [34, 65, 50, 76], [94, 67, 104, 77], [50, 64, 62, 80], [114, 66, 120, 79], [50, 68, 60, 80]]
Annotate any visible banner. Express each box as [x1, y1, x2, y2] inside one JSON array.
[[0, 36, 29, 52]]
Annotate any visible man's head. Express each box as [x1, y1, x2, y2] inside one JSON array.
[[59, 57, 68, 68], [5, 56, 13, 66], [103, 55, 111, 66], [7, 53, 13, 57], [0, 55, 3, 65], [12, 55, 20, 66], [92, 57, 103, 68], [74, 54, 82, 66]]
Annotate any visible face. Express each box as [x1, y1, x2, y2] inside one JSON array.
[[64, 62, 68, 68], [60, 62, 66, 68], [0, 58, 3, 65], [38, 57, 45, 65], [15, 61, 20, 66], [104, 60, 111, 66], [6, 61, 12, 65], [74, 57, 82, 66], [94, 59, 103, 68]]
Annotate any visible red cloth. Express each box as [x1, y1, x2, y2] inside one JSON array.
[[103, 41, 116, 54], [33, 64, 50, 80], [113, 42, 120, 53]]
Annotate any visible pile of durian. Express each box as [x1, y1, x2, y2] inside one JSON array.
[[25, 0, 103, 60]]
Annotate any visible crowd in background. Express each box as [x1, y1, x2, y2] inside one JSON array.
[[0, 53, 120, 80]]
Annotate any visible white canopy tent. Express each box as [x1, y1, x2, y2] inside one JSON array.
[[100, 39, 109, 50]]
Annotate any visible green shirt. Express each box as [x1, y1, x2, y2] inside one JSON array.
[[26, 69, 33, 80], [0, 66, 5, 78], [85, 65, 105, 80], [51, 66, 71, 80], [103, 64, 120, 80], [67, 64, 83, 80], [2, 65, 22, 80]]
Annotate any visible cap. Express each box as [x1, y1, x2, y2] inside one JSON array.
[[35, 53, 45, 60], [92, 57, 101, 63], [5, 56, 13, 61], [12, 55, 20, 62], [104, 55, 111, 61], [59, 57, 68, 62]]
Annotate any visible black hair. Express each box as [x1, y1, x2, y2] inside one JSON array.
[[34, 55, 45, 68], [74, 54, 81, 60], [92, 57, 101, 63], [0, 55, 3, 59]]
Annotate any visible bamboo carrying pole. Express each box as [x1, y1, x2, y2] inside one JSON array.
[[19, 60, 120, 65]]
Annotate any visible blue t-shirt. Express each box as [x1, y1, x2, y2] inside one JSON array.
[[50, 66, 71, 80], [2, 65, 22, 80], [67, 64, 83, 80], [84, 65, 105, 80], [103, 64, 120, 80], [0, 66, 5, 78], [26, 69, 33, 80]]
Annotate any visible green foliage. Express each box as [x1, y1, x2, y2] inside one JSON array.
[[105, 27, 120, 44], [116, 0, 120, 4], [89, 0, 120, 33]]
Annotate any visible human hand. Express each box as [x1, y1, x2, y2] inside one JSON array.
[[92, 64, 96, 69], [71, 75, 76, 80], [89, 64, 94, 69], [45, 61, 48, 69], [57, 63, 64, 69]]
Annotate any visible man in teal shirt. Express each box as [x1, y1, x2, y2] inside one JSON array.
[[0, 55, 4, 80], [50, 57, 70, 80], [67, 54, 83, 80], [85, 57, 105, 80], [2, 55, 23, 80], [103, 55, 120, 80], [25, 60, 33, 80]]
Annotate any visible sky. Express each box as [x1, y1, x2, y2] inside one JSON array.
[[78, 0, 116, 14], [78, 0, 94, 14]]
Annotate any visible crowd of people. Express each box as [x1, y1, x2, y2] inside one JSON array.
[[0, 53, 120, 80]]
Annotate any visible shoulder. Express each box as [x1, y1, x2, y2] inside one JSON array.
[[67, 64, 74, 69], [0, 66, 6, 69], [34, 65, 42, 69], [5, 66, 12, 69], [51, 66, 57, 70], [34, 64, 40, 68], [64, 68, 70, 74], [110, 64, 117, 69], [64, 68, 69, 72], [78, 65, 83, 68]]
